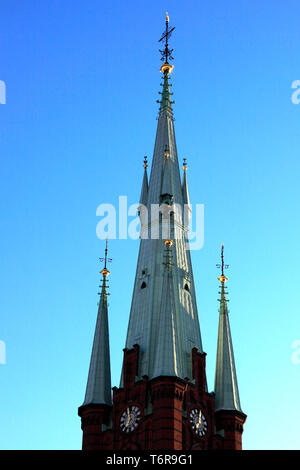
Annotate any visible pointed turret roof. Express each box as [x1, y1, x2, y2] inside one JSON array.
[[214, 244, 242, 412], [123, 14, 203, 383], [181, 159, 191, 220], [83, 241, 112, 406], [139, 156, 149, 207]]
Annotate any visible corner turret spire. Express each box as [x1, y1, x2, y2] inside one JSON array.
[[214, 244, 242, 412], [139, 156, 149, 207], [83, 239, 112, 406]]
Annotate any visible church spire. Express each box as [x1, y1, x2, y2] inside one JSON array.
[[83, 239, 112, 406], [123, 14, 203, 382], [139, 156, 149, 207], [157, 12, 175, 115], [214, 244, 242, 412]]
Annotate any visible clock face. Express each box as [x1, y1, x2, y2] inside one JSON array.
[[189, 408, 208, 437], [120, 405, 141, 433]]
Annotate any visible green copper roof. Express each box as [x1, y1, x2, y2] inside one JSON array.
[[181, 169, 191, 210], [159, 72, 173, 115], [122, 66, 204, 383], [214, 281, 242, 412], [83, 274, 112, 406], [139, 164, 148, 207]]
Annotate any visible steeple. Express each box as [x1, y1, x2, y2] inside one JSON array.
[[123, 14, 203, 382], [83, 239, 112, 406], [157, 12, 175, 116], [139, 156, 149, 207], [214, 244, 242, 412], [79, 14, 247, 451]]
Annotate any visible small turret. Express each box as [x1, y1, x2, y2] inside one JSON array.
[[78, 240, 112, 449], [214, 244, 246, 449], [139, 156, 149, 208], [181, 158, 192, 223]]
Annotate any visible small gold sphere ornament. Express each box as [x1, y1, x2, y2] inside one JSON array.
[[218, 274, 228, 283], [164, 238, 173, 247], [101, 267, 110, 277], [160, 62, 174, 75]]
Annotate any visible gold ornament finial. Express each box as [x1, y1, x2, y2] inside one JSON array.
[[160, 63, 174, 75], [183, 158, 188, 171], [143, 156, 148, 168], [158, 12, 175, 74], [100, 237, 112, 277], [217, 242, 229, 283], [164, 144, 170, 158], [164, 238, 173, 247]]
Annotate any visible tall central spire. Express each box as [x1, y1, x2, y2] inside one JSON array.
[[123, 14, 203, 382]]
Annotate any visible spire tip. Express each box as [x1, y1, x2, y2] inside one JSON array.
[[217, 243, 228, 283], [100, 239, 112, 277]]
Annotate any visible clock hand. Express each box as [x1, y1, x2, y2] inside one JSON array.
[[196, 411, 202, 429], [125, 408, 131, 427]]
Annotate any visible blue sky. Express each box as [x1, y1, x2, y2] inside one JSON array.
[[0, 0, 300, 449]]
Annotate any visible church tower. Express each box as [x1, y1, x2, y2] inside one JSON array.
[[78, 13, 246, 450]]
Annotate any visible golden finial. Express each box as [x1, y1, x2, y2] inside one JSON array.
[[160, 63, 174, 75], [158, 12, 175, 75], [100, 238, 112, 277], [164, 238, 173, 247], [164, 144, 170, 157], [143, 156, 148, 168], [217, 242, 228, 283], [182, 158, 188, 171]]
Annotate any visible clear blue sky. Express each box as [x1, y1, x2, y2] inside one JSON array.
[[0, 0, 299, 450]]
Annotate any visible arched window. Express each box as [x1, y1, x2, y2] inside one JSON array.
[[141, 282, 147, 289], [184, 283, 190, 293]]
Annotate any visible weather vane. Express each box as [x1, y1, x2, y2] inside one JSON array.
[[100, 237, 112, 277], [216, 243, 229, 283], [158, 12, 175, 66]]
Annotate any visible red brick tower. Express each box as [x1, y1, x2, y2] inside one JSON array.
[[78, 13, 246, 450]]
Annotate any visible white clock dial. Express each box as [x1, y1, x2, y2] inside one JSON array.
[[189, 408, 208, 437], [120, 405, 141, 433]]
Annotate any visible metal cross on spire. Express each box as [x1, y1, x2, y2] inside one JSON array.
[[216, 243, 229, 283], [158, 12, 175, 66]]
